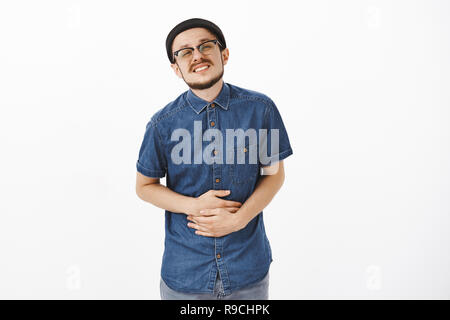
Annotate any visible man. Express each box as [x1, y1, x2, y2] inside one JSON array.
[[135, 18, 293, 300]]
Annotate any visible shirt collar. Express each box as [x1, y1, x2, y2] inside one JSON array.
[[186, 81, 230, 114]]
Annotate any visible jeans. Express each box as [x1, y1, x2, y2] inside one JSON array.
[[160, 270, 269, 300]]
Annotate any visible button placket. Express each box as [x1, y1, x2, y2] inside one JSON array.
[[214, 237, 231, 295], [208, 106, 222, 187]]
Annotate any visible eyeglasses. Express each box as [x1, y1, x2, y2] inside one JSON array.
[[173, 39, 222, 62]]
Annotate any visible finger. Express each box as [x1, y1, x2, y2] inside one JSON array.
[[200, 208, 218, 215], [187, 215, 204, 222], [187, 216, 201, 222], [194, 230, 215, 237], [224, 207, 239, 213], [213, 190, 231, 197], [193, 215, 216, 224], [221, 200, 242, 207], [187, 222, 209, 232]]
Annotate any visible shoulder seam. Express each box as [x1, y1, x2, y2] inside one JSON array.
[[230, 93, 273, 108], [148, 94, 189, 126], [229, 91, 274, 119]]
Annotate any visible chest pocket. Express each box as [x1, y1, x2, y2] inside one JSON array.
[[227, 140, 260, 185]]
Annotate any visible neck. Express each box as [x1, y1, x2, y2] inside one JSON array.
[[191, 79, 224, 102]]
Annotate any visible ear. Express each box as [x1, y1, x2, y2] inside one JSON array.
[[221, 48, 229, 66], [170, 62, 183, 79]]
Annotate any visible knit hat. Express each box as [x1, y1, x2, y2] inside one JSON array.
[[166, 18, 226, 64]]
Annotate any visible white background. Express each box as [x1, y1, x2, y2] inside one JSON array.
[[0, 0, 449, 299]]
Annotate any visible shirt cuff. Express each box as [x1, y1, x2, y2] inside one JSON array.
[[136, 160, 166, 178], [260, 147, 293, 167]]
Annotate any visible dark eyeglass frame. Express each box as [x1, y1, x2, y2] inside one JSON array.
[[173, 39, 223, 62]]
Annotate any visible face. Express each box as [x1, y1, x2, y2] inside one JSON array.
[[171, 28, 229, 90]]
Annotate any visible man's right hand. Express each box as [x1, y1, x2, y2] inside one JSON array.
[[186, 190, 242, 217]]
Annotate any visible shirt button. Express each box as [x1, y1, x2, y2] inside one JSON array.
[[243, 147, 248, 153], [216, 253, 221, 259], [211, 103, 215, 108], [213, 149, 218, 155], [215, 178, 220, 183], [210, 121, 215, 127]]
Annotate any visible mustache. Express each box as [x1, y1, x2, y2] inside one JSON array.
[[191, 61, 212, 72]]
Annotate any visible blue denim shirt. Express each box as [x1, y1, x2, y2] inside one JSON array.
[[136, 82, 293, 295]]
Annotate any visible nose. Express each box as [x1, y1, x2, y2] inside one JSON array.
[[191, 47, 204, 62]]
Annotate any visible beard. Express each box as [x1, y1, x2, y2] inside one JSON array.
[[185, 67, 224, 90], [179, 56, 225, 90]]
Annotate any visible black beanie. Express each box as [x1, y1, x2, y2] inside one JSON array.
[[166, 18, 226, 64]]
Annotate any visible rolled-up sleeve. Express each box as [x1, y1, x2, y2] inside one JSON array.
[[260, 99, 293, 166], [136, 120, 167, 178]]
